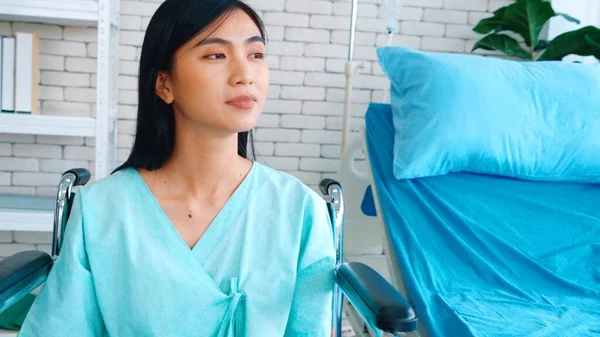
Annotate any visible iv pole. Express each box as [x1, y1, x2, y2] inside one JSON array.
[[341, 0, 359, 152], [341, 0, 398, 151]]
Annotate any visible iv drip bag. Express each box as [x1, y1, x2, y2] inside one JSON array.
[[382, 0, 401, 33]]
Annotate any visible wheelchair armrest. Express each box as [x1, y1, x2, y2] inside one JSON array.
[[0, 251, 52, 311], [336, 262, 418, 333]]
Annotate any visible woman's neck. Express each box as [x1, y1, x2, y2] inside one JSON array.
[[158, 129, 251, 198]]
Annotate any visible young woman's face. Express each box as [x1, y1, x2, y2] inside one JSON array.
[[156, 8, 269, 135]]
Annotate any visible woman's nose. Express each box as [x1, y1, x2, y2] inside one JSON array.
[[229, 59, 254, 86]]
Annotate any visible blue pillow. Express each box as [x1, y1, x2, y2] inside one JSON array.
[[376, 46, 600, 182]]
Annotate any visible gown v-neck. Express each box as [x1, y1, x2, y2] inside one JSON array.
[[130, 162, 257, 264]]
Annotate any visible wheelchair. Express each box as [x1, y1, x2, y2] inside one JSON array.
[[0, 169, 418, 336]]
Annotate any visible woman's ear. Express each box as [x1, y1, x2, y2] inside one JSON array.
[[155, 71, 174, 104]]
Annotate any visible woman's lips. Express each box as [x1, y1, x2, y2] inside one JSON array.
[[226, 95, 257, 110]]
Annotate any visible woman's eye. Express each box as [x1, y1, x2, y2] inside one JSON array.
[[206, 53, 225, 59], [250, 53, 265, 59]]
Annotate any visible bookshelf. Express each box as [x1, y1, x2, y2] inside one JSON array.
[[0, 0, 115, 27], [0, 114, 97, 137], [0, 0, 120, 232]]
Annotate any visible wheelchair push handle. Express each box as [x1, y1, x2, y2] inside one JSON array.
[[52, 168, 91, 259], [319, 178, 341, 197], [63, 168, 91, 186]]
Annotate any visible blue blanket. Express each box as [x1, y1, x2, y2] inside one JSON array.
[[365, 103, 600, 337]]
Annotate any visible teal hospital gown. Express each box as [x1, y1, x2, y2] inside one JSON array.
[[18, 161, 336, 337]]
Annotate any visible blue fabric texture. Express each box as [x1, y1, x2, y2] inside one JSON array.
[[376, 46, 600, 182], [365, 103, 600, 337]]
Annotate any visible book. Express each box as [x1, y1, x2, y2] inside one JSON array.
[[15, 32, 40, 114], [1, 36, 15, 113]]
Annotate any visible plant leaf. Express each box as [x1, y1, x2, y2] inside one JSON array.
[[538, 25, 600, 60], [585, 32, 600, 48], [472, 33, 533, 60], [555, 12, 580, 24], [494, 25, 510, 33], [585, 32, 600, 59], [534, 39, 549, 51], [502, 0, 556, 48], [473, 7, 507, 34]]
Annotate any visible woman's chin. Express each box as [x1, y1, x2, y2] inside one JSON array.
[[226, 113, 261, 133], [228, 120, 258, 134]]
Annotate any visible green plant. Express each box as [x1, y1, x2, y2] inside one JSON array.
[[471, 0, 600, 61]]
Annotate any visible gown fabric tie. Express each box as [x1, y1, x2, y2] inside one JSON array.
[[217, 278, 244, 337]]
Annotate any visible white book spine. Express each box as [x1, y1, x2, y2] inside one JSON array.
[[15, 32, 34, 114], [1, 37, 15, 112]]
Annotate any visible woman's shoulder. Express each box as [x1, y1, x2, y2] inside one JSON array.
[[254, 161, 323, 203], [76, 166, 138, 202], [253, 162, 330, 227]]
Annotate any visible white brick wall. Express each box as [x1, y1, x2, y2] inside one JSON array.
[[0, 0, 499, 250]]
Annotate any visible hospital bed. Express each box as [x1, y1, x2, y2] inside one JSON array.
[[337, 45, 600, 337], [341, 99, 600, 337], [0, 168, 419, 336], [335, 1, 600, 335]]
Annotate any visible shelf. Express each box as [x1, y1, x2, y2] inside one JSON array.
[[0, 194, 54, 232], [0, 0, 101, 27], [0, 208, 53, 232], [0, 113, 96, 137]]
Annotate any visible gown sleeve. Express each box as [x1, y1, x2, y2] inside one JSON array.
[[18, 190, 105, 337], [284, 193, 336, 337]]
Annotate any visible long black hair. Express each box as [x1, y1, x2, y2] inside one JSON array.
[[114, 0, 265, 173]]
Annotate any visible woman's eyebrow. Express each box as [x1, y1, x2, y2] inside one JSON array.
[[194, 36, 265, 48]]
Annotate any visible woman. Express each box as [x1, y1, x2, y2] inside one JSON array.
[[18, 0, 335, 336]]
